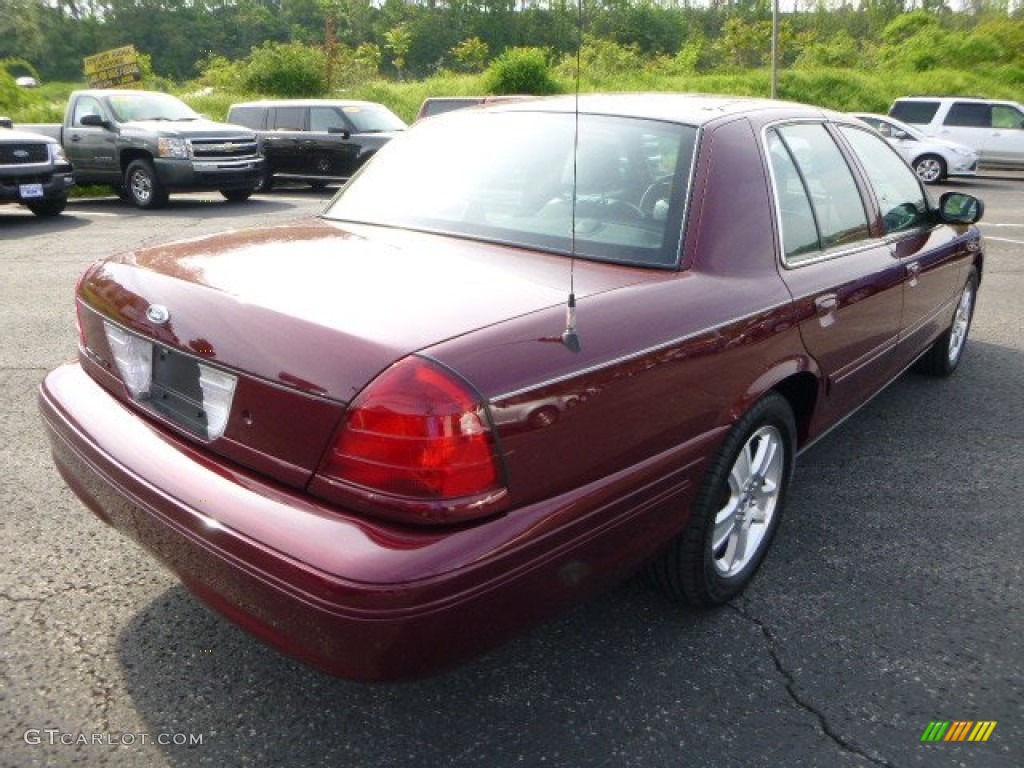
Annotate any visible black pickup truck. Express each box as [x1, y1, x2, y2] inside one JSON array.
[[28, 89, 263, 209], [0, 120, 74, 216]]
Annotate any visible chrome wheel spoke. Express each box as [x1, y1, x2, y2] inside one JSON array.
[[712, 425, 785, 578]]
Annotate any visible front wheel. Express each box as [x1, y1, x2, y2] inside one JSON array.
[[124, 159, 168, 209], [913, 154, 946, 185], [646, 393, 796, 607], [27, 197, 67, 217], [916, 268, 978, 377]]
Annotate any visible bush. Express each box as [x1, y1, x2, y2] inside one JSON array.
[[241, 42, 327, 97], [483, 47, 560, 96]]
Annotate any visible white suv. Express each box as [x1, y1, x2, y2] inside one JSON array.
[[889, 96, 1024, 170]]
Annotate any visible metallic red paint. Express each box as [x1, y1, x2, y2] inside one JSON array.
[[39, 95, 985, 680]]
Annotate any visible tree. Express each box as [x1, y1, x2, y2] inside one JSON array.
[[383, 24, 413, 79]]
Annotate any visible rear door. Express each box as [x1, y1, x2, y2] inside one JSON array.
[[767, 122, 905, 423], [264, 106, 309, 176]]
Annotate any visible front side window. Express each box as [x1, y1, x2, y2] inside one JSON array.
[[310, 107, 347, 133], [767, 123, 871, 264], [72, 96, 104, 127], [341, 105, 407, 133], [324, 111, 697, 268], [839, 125, 929, 235]]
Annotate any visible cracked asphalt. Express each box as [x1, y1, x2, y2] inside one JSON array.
[[2, 179, 1021, 768]]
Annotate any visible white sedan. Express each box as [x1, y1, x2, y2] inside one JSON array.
[[851, 113, 979, 184]]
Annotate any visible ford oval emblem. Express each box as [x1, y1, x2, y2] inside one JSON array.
[[146, 304, 170, 325]]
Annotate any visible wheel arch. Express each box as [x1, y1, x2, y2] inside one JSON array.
[[119, 148, 153, 174], [734, 358, 821, 450]]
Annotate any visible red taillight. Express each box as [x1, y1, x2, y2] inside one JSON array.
[[317, 357, 505, 522]]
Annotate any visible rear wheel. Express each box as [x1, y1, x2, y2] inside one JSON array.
[[916, 268, 978, 377], [913, 154, 946, 184], [124, 159, 168, 209], [646, 393, 795, 607], [27, 197, 66, 216]]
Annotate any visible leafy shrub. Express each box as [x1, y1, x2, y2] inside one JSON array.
[[241, 42, 327, 97], [484, 47, 560, 95]]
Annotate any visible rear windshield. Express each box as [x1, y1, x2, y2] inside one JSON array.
[[323, 110, 697, 268], [889, 100, 940, 125]]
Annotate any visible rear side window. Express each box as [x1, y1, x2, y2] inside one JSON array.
[[271, 107, 305, 131], [767, 123, 871, 263], [889, 100, 939, 125], [945, 102, 991, 128], [992, 104, 1024, 130], [838, 126, 929, 235], [228, 106, 263, 129]]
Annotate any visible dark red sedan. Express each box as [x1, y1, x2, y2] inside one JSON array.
[[39, 94, 984, 681]]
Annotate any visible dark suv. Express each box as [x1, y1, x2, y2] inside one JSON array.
[[227, 100, 407, 191]]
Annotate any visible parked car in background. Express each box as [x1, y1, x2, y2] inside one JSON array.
[[0, 123, 73, 216], [850, 112, 978, 183], [415, 95, 534, 121], [15, 76, 39, 89], [40, 94, 984, 682], [20, 89, 263, 209], [227, 99, 406, 191], [889, 96, 1024, 170]]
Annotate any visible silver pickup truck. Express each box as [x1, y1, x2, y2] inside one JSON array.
[[22, 89, 264, 209]]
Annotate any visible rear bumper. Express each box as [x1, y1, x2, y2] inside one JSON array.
[[39, 362, 698, 680]]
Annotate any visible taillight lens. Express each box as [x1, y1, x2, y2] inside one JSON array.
[[316, 357, 505, 522]]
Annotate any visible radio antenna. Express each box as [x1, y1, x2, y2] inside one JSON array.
[[561, 0, 583, 354]]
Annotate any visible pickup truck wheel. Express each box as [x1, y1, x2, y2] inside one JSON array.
[[125, 159, 168, 209], [253, 167, 273, 193], [27, 197, 67, 217], [645, 393, 795, 607], [221, 189, 254, 203]]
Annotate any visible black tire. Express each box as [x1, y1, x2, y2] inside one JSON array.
[[646, 392, 796, 607], [913, 154, 946, 185], [221, 188, 254, 203], [124, 159, 168, 209], [27, 197, 67, 217], [253, 166, 274, 193], [916, 267, 978, 377]]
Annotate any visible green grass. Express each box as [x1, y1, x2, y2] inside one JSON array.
[[3, 66, 1021, 127]]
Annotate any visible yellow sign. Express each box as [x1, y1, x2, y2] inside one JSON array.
[[83, 45, 143, 89]]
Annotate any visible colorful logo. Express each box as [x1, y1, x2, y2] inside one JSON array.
[[920, 721, 997, 743]]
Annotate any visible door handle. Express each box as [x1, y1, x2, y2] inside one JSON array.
[[70, 135, 82, 142], [906, 261, 921, 286], [814, 294, 838, 314]]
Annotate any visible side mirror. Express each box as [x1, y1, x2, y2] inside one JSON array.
[[938, 192, 984, 225], [79, 113, 108, 128], [327, 127, 351, 139]]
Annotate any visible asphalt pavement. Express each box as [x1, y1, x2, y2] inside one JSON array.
[[1, 179, 1021, 768]]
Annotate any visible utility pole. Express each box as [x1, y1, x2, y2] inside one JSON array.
[[771, 0, 779, 99]]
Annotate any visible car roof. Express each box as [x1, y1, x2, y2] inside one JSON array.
[[485, 93, 839, 127], [230, 99, 388, 109]]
